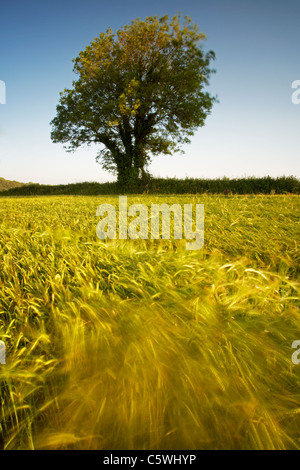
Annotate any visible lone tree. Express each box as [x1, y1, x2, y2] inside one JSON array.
[[51, 14, 216, 189]]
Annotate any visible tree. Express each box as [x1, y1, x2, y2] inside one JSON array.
[[50, 14, 216, 190]]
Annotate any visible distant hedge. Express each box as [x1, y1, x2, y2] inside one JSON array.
[[0, 176, 299, 196]]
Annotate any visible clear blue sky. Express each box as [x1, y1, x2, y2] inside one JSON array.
[[0, 0, 299, 184]]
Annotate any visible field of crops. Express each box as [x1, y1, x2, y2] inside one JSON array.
[[0, 194, 299, 450]]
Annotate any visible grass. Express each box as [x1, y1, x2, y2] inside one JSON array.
[[0, 194, 299, 450]]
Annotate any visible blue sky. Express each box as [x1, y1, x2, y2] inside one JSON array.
[[0, 0, 299, 184]]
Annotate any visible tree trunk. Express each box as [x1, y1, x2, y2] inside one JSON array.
[[116, 144, 149, 192], [116, 156, 139, 192]]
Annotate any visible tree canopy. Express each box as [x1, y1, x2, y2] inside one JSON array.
[[50, 14, 216, 189]]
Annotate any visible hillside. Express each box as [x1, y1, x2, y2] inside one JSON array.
[[0, 177, 27, 191]]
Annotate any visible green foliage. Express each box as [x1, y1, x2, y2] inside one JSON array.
[[0, 195, 299, 449], [0, 176, 299, 197], [50, 14, 216, 188]]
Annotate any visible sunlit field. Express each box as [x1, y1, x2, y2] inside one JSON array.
[[0, 194, 299, 450]]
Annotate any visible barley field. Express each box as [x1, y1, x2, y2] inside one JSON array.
[[0, 194, 299, 450]]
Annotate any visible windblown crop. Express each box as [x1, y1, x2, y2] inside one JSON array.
[[0, 194, 299, 449]]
